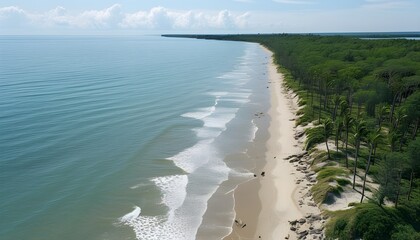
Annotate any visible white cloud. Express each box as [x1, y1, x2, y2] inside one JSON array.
[[76, 4, 122, 28], [0, 5, 249, 33], [120, 7, 249, 30], [0, 6, 31, 27]]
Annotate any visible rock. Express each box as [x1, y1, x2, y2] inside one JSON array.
[[310, 229, 323, 234], [298, 230, 308, 237], [296, 151, 308, 158], [298, 218, 306, 224], [284, 154, 297, 160], [290, 226, 297, 231], [295, 131, 305, 138], [289, 220, 298, 225]]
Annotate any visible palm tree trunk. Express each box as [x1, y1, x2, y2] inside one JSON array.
[[353, 141, 359, 189], [345, 129, 349, 168], [361, 145, 373, 203], [407, 170, 414, 201], [325, 138, 330, 159], [390, 93, 399, 127], [395, 170, 402, 208], [413, 118, 419, 139], [319, 92, 322, 123], [335, 133, 339, 153]]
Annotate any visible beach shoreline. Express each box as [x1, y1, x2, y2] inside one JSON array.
[[223, 46, 322, 240]]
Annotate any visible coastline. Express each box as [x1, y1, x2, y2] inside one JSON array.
[[224, 46, 322, 240]]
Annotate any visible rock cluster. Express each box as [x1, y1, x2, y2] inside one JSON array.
[[283, 149, 327, 240], [288, 214, 325, 240]]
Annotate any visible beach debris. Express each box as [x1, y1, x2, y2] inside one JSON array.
[[254, 174, 257, 177], [235, 219, 247, 229], [261, 171, 266, 177], [285, 234, 290, 239], [235, 219, 243, 226]]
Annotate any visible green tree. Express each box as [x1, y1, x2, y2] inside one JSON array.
[[377, 152, 405, 206], [352, 119, 368, 189], [342, 113, 354, 168], [403, 91, 420, 139], [361, 130, 383, 203], [407, 137, 420, 200], [322, 118, 334, 159]]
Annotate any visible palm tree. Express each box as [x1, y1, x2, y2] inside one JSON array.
[[334, 116, 343, 153], [331, 94, 341, 121], [322, 118, 334, 159], [352, 119, 367, 190], [376, 104, 389, 128], [342, 113, 353, 168], [361, 130, 383, 203], [407, 137, 420, 200]]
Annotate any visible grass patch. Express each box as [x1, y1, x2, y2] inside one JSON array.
[[326, 203, 420, 240], [311, 167, 350, 204], [336, 178, 351, 186], [316, 166, 348, 180]]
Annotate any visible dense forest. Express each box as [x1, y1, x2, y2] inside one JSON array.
[[165, 34, 420, 239]]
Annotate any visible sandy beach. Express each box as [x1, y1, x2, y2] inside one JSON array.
[[224, 46, 322, 240]]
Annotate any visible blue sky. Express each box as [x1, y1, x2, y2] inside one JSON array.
[[1, 0, 419, 34]]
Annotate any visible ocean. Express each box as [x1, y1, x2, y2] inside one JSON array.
[[0, 36, 271, 240]]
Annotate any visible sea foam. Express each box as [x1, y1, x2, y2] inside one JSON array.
[[121, 175, 189, 240], [123, 43, 264, 240]]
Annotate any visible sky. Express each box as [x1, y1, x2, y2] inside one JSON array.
[[0, 0, 419, 34]]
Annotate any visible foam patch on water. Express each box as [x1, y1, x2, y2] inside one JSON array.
[[151, 175, 188, 220], [250, 119, 258, 142], [120, 175, 190, 240], [121, 44, 267, 240], [120, 206, 141, 222], [130, 182, 152, 189], [167, 140, 214, 173], [193, 127, 221, 139], [202, 113, 236, 129]]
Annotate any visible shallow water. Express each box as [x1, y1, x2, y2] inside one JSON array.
[[0, 35, 270, 240]]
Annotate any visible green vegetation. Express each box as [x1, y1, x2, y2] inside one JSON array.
[[326, 203, 420, 240], [174, 34, 420, 239], [312, 166, 349, 203]]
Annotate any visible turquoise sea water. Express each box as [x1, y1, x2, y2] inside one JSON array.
[[0, 36, 270, 240]]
